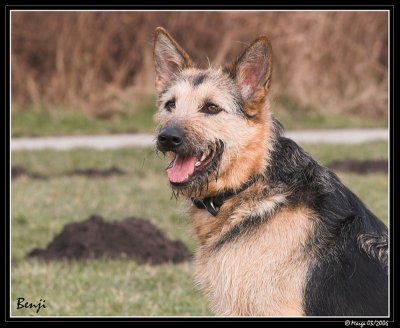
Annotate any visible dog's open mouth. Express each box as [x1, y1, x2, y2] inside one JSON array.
[[166, 144, 222, 187]]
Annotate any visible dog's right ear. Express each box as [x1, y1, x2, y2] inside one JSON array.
[[153, 27, 193, 92]]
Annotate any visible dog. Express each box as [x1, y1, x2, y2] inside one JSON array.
[[153, 27, 388, 316]]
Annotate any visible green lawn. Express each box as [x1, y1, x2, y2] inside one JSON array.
[[12, 99, 157, 137], [272, 96, 388, 130], [11, 141, 388, 316], [12, 96, 387, 137]]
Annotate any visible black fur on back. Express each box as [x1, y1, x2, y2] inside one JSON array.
[[266, 118, 388, 316]]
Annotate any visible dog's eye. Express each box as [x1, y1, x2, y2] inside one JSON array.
[[201, 103, 223, 115], [165, 100, 176, 112]]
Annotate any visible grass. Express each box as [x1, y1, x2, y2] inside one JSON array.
[[11, 141, 388, 316], [12, 260, 208, 316], [12, 99, 157, 137], [272, 96, 388, 130], [301, 140, 388, 164], [12, 96, 387, 137]]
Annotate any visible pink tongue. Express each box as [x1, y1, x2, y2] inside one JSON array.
[[167, 155, 198, 183]]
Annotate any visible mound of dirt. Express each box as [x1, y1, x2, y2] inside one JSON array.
[[28, 215, 191, 265], [328, 159, 387, 174], [12, 166, 126, 180], [65, 166, 126, 178], [12, 166, 46, 180]]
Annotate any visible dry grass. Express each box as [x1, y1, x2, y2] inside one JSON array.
[[12, 11, 388, 120]]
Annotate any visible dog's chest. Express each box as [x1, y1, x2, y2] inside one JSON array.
[[193, 206, 313, 316]]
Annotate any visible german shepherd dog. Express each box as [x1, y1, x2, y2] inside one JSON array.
[[153, 27, 388, 316]]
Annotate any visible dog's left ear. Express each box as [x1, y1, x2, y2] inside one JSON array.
[[153, 27, 193, 92], [232, 37, 272, 103]]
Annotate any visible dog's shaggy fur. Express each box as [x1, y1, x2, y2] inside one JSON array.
[[153, 27, 388, 316]]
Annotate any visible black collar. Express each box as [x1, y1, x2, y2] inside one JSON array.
[[191, 176, 261, 216]]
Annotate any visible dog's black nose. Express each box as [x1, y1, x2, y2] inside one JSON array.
[[157, 126, 184, 150]]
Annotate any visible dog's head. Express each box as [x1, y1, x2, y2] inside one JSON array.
[[153, 27, 273, 198]]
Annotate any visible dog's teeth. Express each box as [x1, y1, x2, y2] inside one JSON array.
[[195, 161, 201, 167], [200, 153, 207, 162]]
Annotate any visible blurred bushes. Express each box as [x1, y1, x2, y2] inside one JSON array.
[[12, 11, 387, 119]]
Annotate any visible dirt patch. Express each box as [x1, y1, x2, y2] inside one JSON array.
[[65, 166, 126, 178], [28, 215, 191, 265], [12, 166, 46, 180], [328, 159, 387, 174], [12, 166, 126, 180]]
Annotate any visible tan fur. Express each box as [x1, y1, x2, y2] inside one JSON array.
[[153, 29, 312, 316], [193, 206, 314, 316], [153, 27, 193, 92], [213, 104, 272, 193], [156, 68, 274, 197], [190, 182, 287, 247]]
